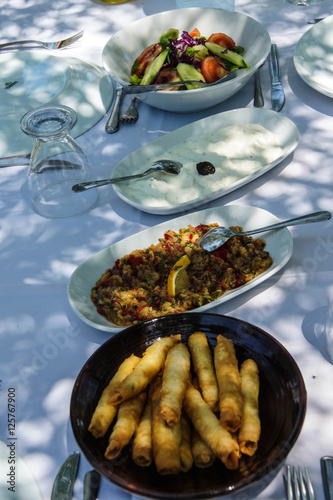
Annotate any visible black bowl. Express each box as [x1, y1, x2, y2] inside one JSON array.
[[70, 313, 306, 499]]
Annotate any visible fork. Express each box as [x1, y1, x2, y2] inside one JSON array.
[[286, 465, 317, 500], [120, 97, 139, 123], [0, 30, 84, 51]]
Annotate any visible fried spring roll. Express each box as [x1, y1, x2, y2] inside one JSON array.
[[132, 398, 153, 467], [188, 332, 219, 412], [160, 343, 191, 426], [183, 382, 240, 470], [104, 389, 147, 460], [238, 359, 261, 456], [151, 375, 181, 475], [191, 428, 215, 468], [179, 412, 193, 472], [88, 354, 140, 438], [108, 335, 181, 405], [214, 334, 243, 432]]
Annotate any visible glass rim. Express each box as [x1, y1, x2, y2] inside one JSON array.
[[20, 105, 77, 139]]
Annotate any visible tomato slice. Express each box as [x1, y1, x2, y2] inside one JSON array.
[[154, 68, 181, 90], [201, 56, 229, 83], [132, 43, 163, 78], [189, 28, 201, 38], [207, 32, 236, 49]]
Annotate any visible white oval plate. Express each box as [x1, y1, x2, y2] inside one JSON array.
[[294, 15, 333, 98], [0, 51, 113, 158], [67, 204, 293, 333], [111, 108, 300, 215]]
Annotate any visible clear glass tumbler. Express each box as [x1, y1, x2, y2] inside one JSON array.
[[20, 105, 99, 219]]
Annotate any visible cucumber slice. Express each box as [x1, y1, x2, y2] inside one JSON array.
[[206, 41, 247, 68], [176, 62, 205, 90], [159, 28, 179, 42], [140, 49, 169, 85]]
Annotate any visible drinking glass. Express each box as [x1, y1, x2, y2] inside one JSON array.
[[20, 105, 99, 219]]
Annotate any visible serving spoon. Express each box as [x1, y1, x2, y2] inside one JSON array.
[[199, 211, 331, 252], [72, 159, 182, 192]]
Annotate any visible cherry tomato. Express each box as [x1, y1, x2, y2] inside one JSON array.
[[201, 56, 229, 83], [207, 32, 236, 49], [132, 43, 163, 78]]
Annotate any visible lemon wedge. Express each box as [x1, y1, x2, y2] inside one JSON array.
[[167, 254, 191, 297]]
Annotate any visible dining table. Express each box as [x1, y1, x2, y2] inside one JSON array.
[[1, 0, 333, 498]]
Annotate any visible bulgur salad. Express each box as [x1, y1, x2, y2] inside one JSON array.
[[91, 224, 272, 326]]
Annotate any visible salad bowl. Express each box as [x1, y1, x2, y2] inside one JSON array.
[[102, 7, 271, 113]]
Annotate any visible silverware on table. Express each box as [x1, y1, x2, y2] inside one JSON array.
[[254, 67, 264, 108], [307, 17, 325, 24], [286, 465, 316, 500], [51, 451, 80, 500], [321, 456, 333, 500], [118, 70, 241, 95], [269, 44, 285, 112], [0, 154, 30, 167], [105, 82, 124, 134], [72, 159, 183, 192], [120, 96, 139, 123], [83, 470, 101, 500], [199, 211, 331, 252], [0, 30, 84, 51]]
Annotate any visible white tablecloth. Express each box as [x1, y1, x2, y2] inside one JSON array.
[[1, 0, 333, 498]]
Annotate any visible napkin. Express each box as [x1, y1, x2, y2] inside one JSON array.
[[175, 0, 235, 10]]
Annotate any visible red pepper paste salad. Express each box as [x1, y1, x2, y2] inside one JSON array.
[[91, 224, 273, 326]]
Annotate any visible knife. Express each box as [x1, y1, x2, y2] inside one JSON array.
[[254, 67, 264, 108], [321, 456, 333, 500], [269, 44, 285, 112], [51, 451, 80, 500], [83, 470, 101, 500], [105, 82, 124, 134]]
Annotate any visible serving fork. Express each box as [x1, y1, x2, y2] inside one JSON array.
[[286, 465, 317, 500], [0, 30, 84, 51], [120, 97, 139, 123]]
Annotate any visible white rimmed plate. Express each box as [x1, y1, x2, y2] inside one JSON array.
[[111, 108, 300, 215], [0, 51, 113, 158], [67, 204, 293, 333], [294, 15, 333, 98]]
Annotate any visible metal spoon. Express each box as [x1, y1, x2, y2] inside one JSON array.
[[199, 211, 331, 252], [72, 159, 183, 192]]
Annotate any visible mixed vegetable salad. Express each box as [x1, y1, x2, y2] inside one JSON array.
[[130, 28, 248, 90]]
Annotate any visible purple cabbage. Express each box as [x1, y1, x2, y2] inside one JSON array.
[[167, 31, 207, 69]]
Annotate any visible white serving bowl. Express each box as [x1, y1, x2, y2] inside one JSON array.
[[102, 7, 271, 113]]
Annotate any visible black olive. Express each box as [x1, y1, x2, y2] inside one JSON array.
[[196, 161, 216, 176]]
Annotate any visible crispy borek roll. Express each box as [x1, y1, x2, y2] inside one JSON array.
[[214, 334, 243, 432], [160, 343, 191, 426], [88, 354, 140, 438], [132, 397, 153, 467], [105, 389, 147, 460], [179, 412, 193, 472], [108, 335, 181, 405], [188, 332, 219, 412], [151, 375, 181, 475], [183, 382, 240, 470], [238, 358, 261, 456], [191, 428, 215, 468]]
